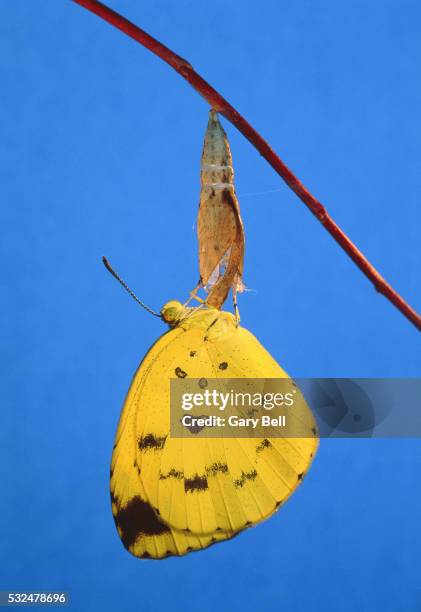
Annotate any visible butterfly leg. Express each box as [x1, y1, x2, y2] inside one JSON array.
[[184, 280, 205, 307], [178, 301, 206, 326], [233, 288, 240, 326], [203, 315, 220, 340]]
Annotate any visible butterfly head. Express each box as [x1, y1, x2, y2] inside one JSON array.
[[160, 301, 187, 326]]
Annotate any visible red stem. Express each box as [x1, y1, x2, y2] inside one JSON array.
[[72, 0, 421, 331]]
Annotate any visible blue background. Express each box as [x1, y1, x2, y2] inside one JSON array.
[[1, 1, 420, 610]]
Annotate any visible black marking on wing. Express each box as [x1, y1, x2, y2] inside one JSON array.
[[113, 496, 170, 549], [175, 367, 187, 378], [198, 378, 208, 389], [190, 351, 197, 357], [160, 468, 184, 480], [185, 474, 208, 493], [247, 407, 259, 417], [233, 469, 258, 488], [206, 462, 229, 476], [256, 438, 272, 453], [138, 434, 167, 451], [297, 472, 304, 481], [218, 362, 228, 370], [182, 416, 207, 435]]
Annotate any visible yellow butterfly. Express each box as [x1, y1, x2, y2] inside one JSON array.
[[105, 265, 318, 560]]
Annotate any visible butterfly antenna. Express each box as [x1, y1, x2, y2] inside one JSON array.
[[102, 256, 160, 318]]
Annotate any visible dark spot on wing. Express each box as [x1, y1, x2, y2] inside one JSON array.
[[247, 407, 259, 417], [234, 469, 258, 488], [138, 434, 167, 451], [160, 468, 184, 480], [141, 550, 173, 560], [256, 438, 272, 453], [113, 496, 170, 549], [218, 362, 228, 370], [297, 472, 304, 481], [190, 351, 197, 357], [185, 474, 208, 493], [198, 378, 208, 389], [206, 462, 229, 476], [182, 416, 207, 435], [175, 367, 187, 378], [311, 426, 317, 435], [275, 500, 283, 508]]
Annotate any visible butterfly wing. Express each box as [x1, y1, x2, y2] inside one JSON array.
[[136, 317, 318, 535], [110, 328, 236, 559]]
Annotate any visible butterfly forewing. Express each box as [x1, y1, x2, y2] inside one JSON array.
[[110, 325, 236, 558]]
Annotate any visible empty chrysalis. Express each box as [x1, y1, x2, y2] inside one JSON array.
[[193, 110, 245, 319]]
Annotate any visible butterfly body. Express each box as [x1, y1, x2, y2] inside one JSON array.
[[110, 302, 318, 559]]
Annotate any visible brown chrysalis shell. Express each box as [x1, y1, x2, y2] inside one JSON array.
[[197, 110, 245, 312]]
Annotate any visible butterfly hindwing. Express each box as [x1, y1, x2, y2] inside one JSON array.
[[134, 310, 318, 536]]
